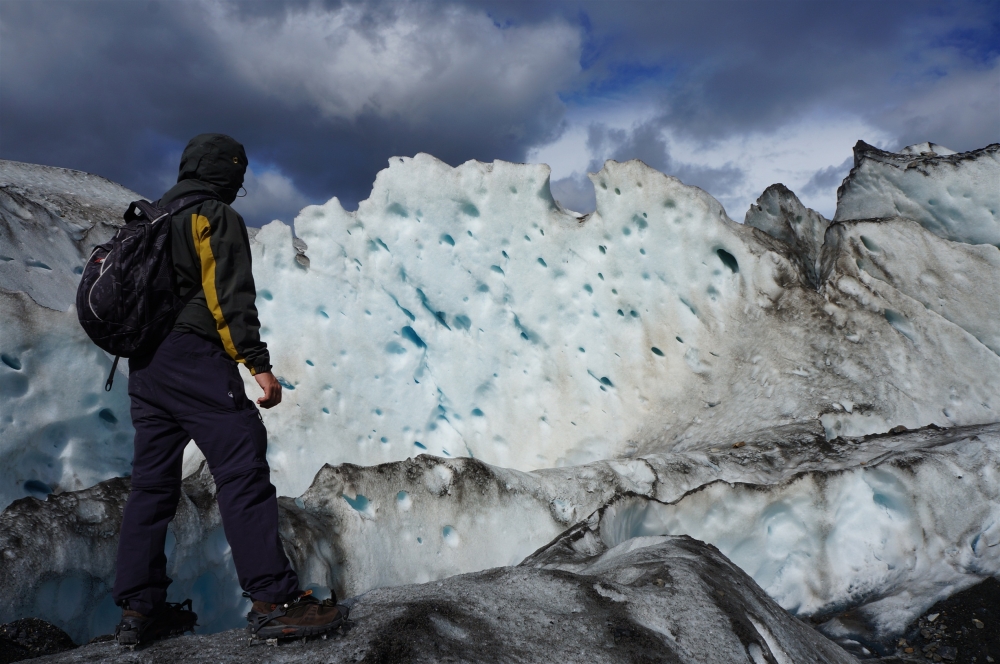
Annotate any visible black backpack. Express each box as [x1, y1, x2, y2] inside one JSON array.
[[76, 193, 217, 390]]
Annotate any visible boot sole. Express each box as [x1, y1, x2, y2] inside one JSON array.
[[248, 617, 345, 641]]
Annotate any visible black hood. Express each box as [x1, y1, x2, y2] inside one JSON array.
[[177, 133, 248, 204]]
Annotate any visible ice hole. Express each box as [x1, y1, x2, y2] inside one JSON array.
[[598, 273, 604, 280], [461, 202, 479, 217], [322, 407, 330, 414], [471, 408, 484, 417], [341, 494, 370, 512], [385, 341, 406, 354], [618, 309, 624, 316], [509, 186, 517, 193], [73, 266, 83, 274], [630, 310, 638, 318], [387, 202, 408, 217], [664, 199, 676, 208], [97, 408, 117, 425], [583, 284, 593, 293], [440, 234, 455, 246], [716, 249, 739, 273], [579, 347, 585, 352], [24, 479, 52, 496], [318, 309, 329, 319], [537, 257, 547, 267], [524, 234, 531, 242], [676, 337, 683, 343], [401, 326, 426, 348], [860, 235, 881, 253], [640, 248, 646, 255], [380, 437, 388, 443], [600, 376, 614, 387], [1, 353, 21, 370], [396, 491, 411, 510], [633, 215, 648, 230], [442, 525, 460, 547], [414, 441, 427, 450], [599, 245, 606, 254], [453, 315, 471, 330], [277, 378, 295, 390], [306, 359, 314, 366], [26, 259, 51, 270], [651, 347, 664, 356], [477, 284, 489, 292], [884, 309, 917, 341], [622, 227, 631, 236], [614, 188, 621, 195], [491, 265, 505, 275], [612, 288, 618, 294]]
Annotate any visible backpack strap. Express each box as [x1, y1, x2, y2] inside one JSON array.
[[123, 193, 220, 223]]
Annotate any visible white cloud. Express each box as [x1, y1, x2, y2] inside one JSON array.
[[531, 106, 894, 219], [233, 166, 313, 226], [203, 1, 581, 124]]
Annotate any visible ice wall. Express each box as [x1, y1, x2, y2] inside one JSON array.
[[834, 141, 1000, 246], [249, 154, 1000, 497], [0, 161, 135, 509]]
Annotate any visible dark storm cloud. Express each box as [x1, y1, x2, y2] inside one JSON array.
[[1, 0, 997, 226], [0, 0, 578, 224], [473, 0, 999, 149]]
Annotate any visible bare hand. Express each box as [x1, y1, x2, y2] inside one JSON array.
[[254, 371, 282, 408]]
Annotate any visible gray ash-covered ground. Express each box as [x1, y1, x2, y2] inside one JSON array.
[[871, 577, 999, 663], [0, 618, 76, 663]]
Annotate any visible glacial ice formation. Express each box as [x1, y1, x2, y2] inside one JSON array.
[[0, 161, 136, 510], [834, 141, 1000, 246], [2, 147, 998, 508], [251, 152, 999, 497], [3, 422, 997, 649], [28, 537, 858, 664], [1, 142, 998, 654]]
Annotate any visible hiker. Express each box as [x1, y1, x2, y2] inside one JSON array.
[[110, 134, 345, 646]]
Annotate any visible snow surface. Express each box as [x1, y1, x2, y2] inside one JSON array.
[[834, 141, 1000, 246]]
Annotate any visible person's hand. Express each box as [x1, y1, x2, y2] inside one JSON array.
[[254, 371, 282, 408]]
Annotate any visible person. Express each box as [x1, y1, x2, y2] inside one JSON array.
[[112, 133, 345, 646]]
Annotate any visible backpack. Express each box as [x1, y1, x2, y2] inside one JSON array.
[[76, 193, 218, 390]]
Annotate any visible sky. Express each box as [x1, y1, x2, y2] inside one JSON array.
[[1, 0, 998, 226]]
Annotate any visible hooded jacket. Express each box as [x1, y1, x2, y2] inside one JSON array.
[[158, 133, 271, 375]]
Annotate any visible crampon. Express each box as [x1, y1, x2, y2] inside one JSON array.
[[115, 599, 198, 650], [246, 590, 349, 645]]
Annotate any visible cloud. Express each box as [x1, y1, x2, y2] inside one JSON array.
[[801, 157, 854, 197], [1, 0, 996, 228], [234, 166, 316, 226]]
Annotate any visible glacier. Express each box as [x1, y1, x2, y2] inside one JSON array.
[[1, 139, 998, 658]]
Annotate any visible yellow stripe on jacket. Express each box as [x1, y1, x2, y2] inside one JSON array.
[[191, 213, 247, 367]]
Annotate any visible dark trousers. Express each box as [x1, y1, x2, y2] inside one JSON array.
[[112, 331, 299, 615]]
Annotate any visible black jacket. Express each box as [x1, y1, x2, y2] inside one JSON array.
[[158, 134, 271, 375]]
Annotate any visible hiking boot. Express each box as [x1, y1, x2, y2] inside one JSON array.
[[115, 599, 198, 648], [246, 590, 347, 641]]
